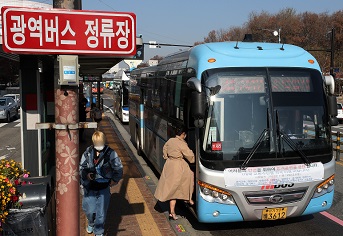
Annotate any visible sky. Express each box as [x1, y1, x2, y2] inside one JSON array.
[[36, 0, 342, 61]]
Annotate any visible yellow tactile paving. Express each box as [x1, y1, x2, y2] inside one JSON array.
[[126, 178, 162, 236], [80, 117, 176, 236]]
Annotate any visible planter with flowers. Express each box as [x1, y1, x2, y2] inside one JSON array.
[[1, 159, 52, 236], [0, 159, 30, 232]]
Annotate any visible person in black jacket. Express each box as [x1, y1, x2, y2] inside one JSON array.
[[79, 97, 88, 141], [80, 131, 123, 236]]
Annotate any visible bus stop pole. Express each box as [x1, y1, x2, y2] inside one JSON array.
[[53, 1, 82, 236], [336, 132, 341, 161]]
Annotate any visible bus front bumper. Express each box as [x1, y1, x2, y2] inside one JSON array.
[[197, 189, 334, 222], [301, 190, 334, 215], [197, 190, 243, 223]]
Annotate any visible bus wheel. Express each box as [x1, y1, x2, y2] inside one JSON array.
[[136, 133, 142, 156]]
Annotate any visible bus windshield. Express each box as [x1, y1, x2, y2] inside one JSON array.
[[201, 68, 331, 169]]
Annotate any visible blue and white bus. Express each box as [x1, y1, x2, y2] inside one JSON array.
[[129, 42, 338, 223], [113, 70, 130, 123]]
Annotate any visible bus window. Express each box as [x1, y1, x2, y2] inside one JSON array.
[[168, 78, 176, 118], [160, 77, 168, 115]]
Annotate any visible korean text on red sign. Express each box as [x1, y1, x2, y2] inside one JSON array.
[[1, 7, 136, 55]]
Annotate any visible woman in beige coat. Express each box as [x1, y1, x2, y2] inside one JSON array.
[[154, 126, 195, 220]]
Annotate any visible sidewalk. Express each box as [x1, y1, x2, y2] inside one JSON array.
[[79, 116, 176, 236]]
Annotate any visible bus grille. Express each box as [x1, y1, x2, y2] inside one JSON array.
[[243, 187, 308, 205]]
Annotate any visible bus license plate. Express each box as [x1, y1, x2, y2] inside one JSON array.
[[262, 207, 287, 220]]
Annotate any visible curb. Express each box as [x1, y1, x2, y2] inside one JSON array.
[[105, 111, 191, 236], [105, 111, 197, 236]]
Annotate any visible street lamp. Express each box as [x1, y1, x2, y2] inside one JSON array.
[[144, 41, 192, 48], [307, 28, 335, 76], [259, 28, 281, 44]]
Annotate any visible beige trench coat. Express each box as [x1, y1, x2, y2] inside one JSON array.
[[154, 136, 195, 202]]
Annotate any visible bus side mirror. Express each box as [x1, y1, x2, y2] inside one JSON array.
[[210, 85, 221, 96], [191, 91, 206, 128], [187, 77, 202, 93], [328, 95, 338, 126], [324, 75, 335, 95], [328, 95, 337, 116]]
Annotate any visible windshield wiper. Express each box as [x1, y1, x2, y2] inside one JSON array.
[[275, 110, 312, 166], [279, 130, 312, 166], [240, 129, 269, 170]]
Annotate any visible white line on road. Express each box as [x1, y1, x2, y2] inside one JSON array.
[[0, 123, 8, 128], [103, 104, 114, 115], [14, 123, 21, 128]]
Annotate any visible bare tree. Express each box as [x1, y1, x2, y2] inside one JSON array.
[[204, 30, 218, 43], [196, 8, 343, 77], [0, 58, 19, 86], [137, 62, 149, 68]]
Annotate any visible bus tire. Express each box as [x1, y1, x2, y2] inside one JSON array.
[[136, 133, 143, 156]]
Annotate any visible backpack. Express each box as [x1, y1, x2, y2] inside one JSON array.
[[81, 146, 112, 192]]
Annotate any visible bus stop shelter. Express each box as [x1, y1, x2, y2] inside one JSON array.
[[0, 2, 141, 235]]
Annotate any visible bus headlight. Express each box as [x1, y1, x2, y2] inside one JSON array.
[[220, 194, 228, 201], [198, 180, 235, 205], [212, 191, 219, 198], [313, 175, 334, 199], [203, 188, 211, 195]]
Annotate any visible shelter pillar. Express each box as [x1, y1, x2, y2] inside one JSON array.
[[53, 1, 82, 235], [19, 55, 40, 176]]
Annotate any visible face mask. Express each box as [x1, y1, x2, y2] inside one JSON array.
[[94, 145, 105, 151]]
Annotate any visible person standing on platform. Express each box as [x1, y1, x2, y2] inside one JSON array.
[[154, 126, 195, 220], [80, 131, 123, 236], [79, 97, 88, 141]]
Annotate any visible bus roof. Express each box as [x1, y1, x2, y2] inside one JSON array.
[[132, 42, 322, 78], [187, 42, 321, 78]]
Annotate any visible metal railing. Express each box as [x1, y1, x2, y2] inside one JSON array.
[[332, 131, 341, 161]]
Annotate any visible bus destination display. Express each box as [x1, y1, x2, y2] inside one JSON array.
[[271, 76, 311, 92], [218, 76, 265, 94]]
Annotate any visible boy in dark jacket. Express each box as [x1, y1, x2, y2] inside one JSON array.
[[80, 131, 123, 236]]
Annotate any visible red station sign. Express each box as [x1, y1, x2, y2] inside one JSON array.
[[1, 7, 136, 55]]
